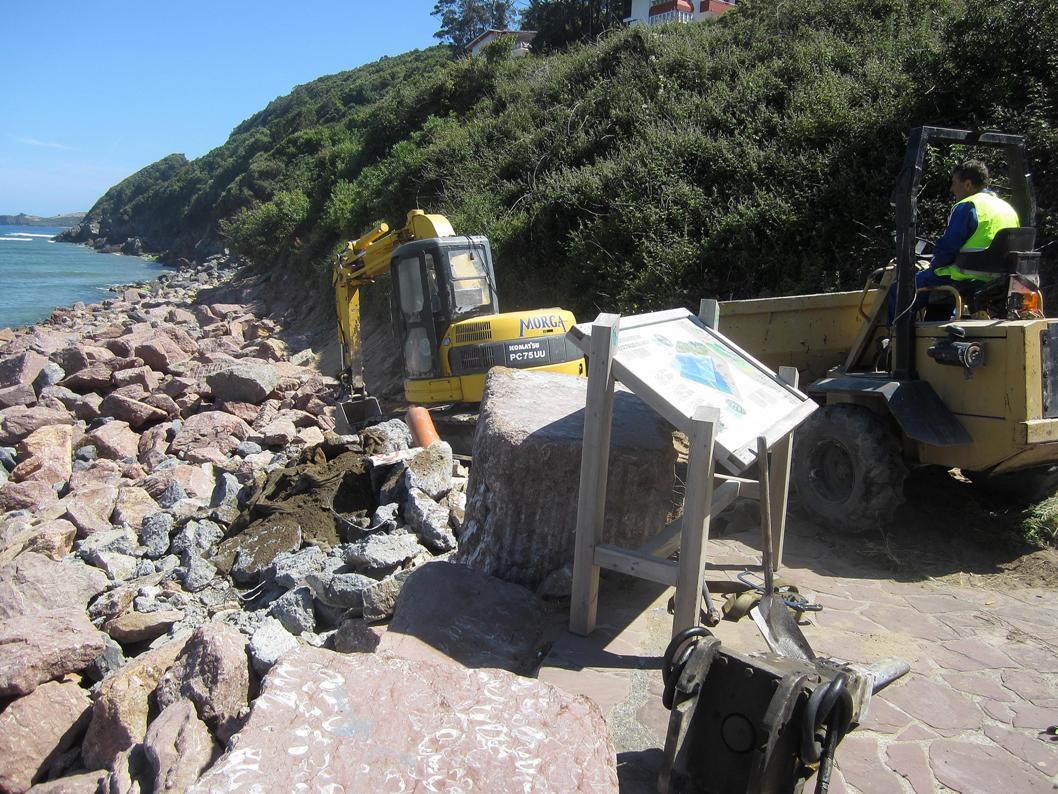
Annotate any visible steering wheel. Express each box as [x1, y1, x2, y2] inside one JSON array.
[[914, 237, 935, 269]]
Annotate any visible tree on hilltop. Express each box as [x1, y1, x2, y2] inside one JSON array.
[[432, 1, 520, 48], [521, 0, 628, 51]]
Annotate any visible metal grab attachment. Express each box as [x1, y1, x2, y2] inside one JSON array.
[[725, 571, 824, 623], [659, 629, 909, 794]]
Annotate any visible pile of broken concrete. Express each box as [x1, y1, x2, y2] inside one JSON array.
[[0, 259, 616, 792]]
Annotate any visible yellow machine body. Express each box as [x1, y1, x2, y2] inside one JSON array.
[[333, 210, 584, 407], [716, 276, 1058, 476], [405, 307, 585, 403]]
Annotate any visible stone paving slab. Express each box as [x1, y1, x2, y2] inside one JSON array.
[[538, 517, 1058, 793]]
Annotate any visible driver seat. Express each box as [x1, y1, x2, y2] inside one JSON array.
[[953, 226, 1039, 284], [920, 227, 1039, 320]]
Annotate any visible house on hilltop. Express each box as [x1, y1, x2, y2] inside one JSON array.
[[466, 29, 537, 58], [625, 0, 737, 26]]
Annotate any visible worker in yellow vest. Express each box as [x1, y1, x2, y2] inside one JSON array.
[[888, 159, 1019, 324]]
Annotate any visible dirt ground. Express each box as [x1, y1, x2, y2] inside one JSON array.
[[839, 467, 1058, 590]]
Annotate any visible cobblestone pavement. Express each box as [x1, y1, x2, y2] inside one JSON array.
[[538, 514, 1058, 793]]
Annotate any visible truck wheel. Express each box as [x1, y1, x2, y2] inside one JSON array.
[[792, 403, 907, 531]]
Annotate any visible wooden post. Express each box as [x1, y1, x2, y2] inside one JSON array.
[[698, 298, 720, 330], [570, 313, 620, 636], [769, 366, 798, 570], [672, 405, 719, 637]]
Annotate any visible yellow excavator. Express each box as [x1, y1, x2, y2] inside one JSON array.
[[332, 209, 584, 424]]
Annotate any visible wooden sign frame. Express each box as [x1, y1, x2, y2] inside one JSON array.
[[569, 302, 817, 638]]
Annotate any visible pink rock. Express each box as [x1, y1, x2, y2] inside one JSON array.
[[64, 484, 119, 537], [197, 336, 242, 356], [155, 623, 250, 743], [111, 486, 159, 530], [142, 464, 214, 502], [0, 519, 77, 567], [0, 480, 60, 512], [82, 637, 188, 769], [16, 424, 74, 484], [191, 306, 219, 325], [135, 337, 190, 374], [104, 333, 149, 358], [19, 423, 74, 464], [162, 326, 199, 356], [105, 609, 184, 644], [111, 365, 161, 392], [59, 363, 115, 393], [246, 338, 286, 361], [169, 411, 251, 461], [0, 679, 92, 793], [0, 351, 49, 390], [176, 394, 204, 418], [67, 460, 121, 490], [9, 456, 68, 488], [296, 426, 325, 447], [143, 699, 218, 793], [100, 393, 168, 429], [0, 406, 74, 446], [159, 377, 197, 399], [137, 425, 171, 469], [259, 418, 296, 447], [294, 394, 329, 415], [142, 393, 180, 419], [166, 307, 198, 325], [208, 303, 246, 318], [52, 345, 114, 374], [85, 421, 140, 460], [24, 769, 109, 793], [190, 647, 619, 793], [0, 383, 37, 408], [68, 392, 102, 421], [0, 608, 107, 696], [214, 400, 260, 424]]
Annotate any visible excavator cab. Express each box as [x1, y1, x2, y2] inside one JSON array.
[[390, 235, 498, 382], [333, 208, 584, 425]]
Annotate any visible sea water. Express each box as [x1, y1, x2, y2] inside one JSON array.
[[0, 225, 167, 328]]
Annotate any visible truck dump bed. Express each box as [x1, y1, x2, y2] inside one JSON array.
[[718, 290, 880, 382]]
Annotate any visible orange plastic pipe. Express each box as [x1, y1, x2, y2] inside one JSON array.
[[406, 405, 440, 448]]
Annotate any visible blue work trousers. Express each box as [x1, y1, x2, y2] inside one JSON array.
[[886, 268, 962, 325]]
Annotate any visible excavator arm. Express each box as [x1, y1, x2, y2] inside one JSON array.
[[332, 210, 455, 384]]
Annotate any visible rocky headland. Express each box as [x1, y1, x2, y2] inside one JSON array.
[[0, 258, 621, 793]]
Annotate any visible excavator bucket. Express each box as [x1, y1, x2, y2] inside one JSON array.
[[334, 393, 383, 435]]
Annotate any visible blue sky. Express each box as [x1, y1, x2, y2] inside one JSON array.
[[1, 1, 443, 216]]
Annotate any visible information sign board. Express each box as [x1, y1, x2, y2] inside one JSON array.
[[569, 308, 815, 472]]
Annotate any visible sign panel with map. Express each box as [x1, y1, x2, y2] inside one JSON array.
[[569, 308, 815, 472]]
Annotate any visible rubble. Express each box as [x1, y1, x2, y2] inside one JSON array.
[[0, 255, 601, 792]]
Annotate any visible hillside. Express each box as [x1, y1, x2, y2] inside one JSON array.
[[61, 0, 1058, 317], [1, 212, 85, 227]]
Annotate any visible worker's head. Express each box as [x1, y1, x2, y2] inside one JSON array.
[[951, 160, 989, 201]]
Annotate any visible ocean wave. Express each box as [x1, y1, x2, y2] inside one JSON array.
[[7, 232, 55, 238], [0, 237, 32, 242]]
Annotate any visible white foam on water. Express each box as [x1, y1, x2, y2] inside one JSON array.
[[7, 232, 55, 238], [0, 237, 32, 242]]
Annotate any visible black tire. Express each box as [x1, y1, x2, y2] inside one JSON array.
[[965, 466, 1058, 505], [792, 403, 907, 531]]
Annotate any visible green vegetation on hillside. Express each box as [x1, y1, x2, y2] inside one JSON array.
[[70, 0, 1058, 317]]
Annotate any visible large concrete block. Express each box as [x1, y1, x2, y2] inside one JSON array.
[[455, 368, 676, 589]]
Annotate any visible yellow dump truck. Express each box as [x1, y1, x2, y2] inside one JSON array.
[[712, 127, 1058, 529]]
